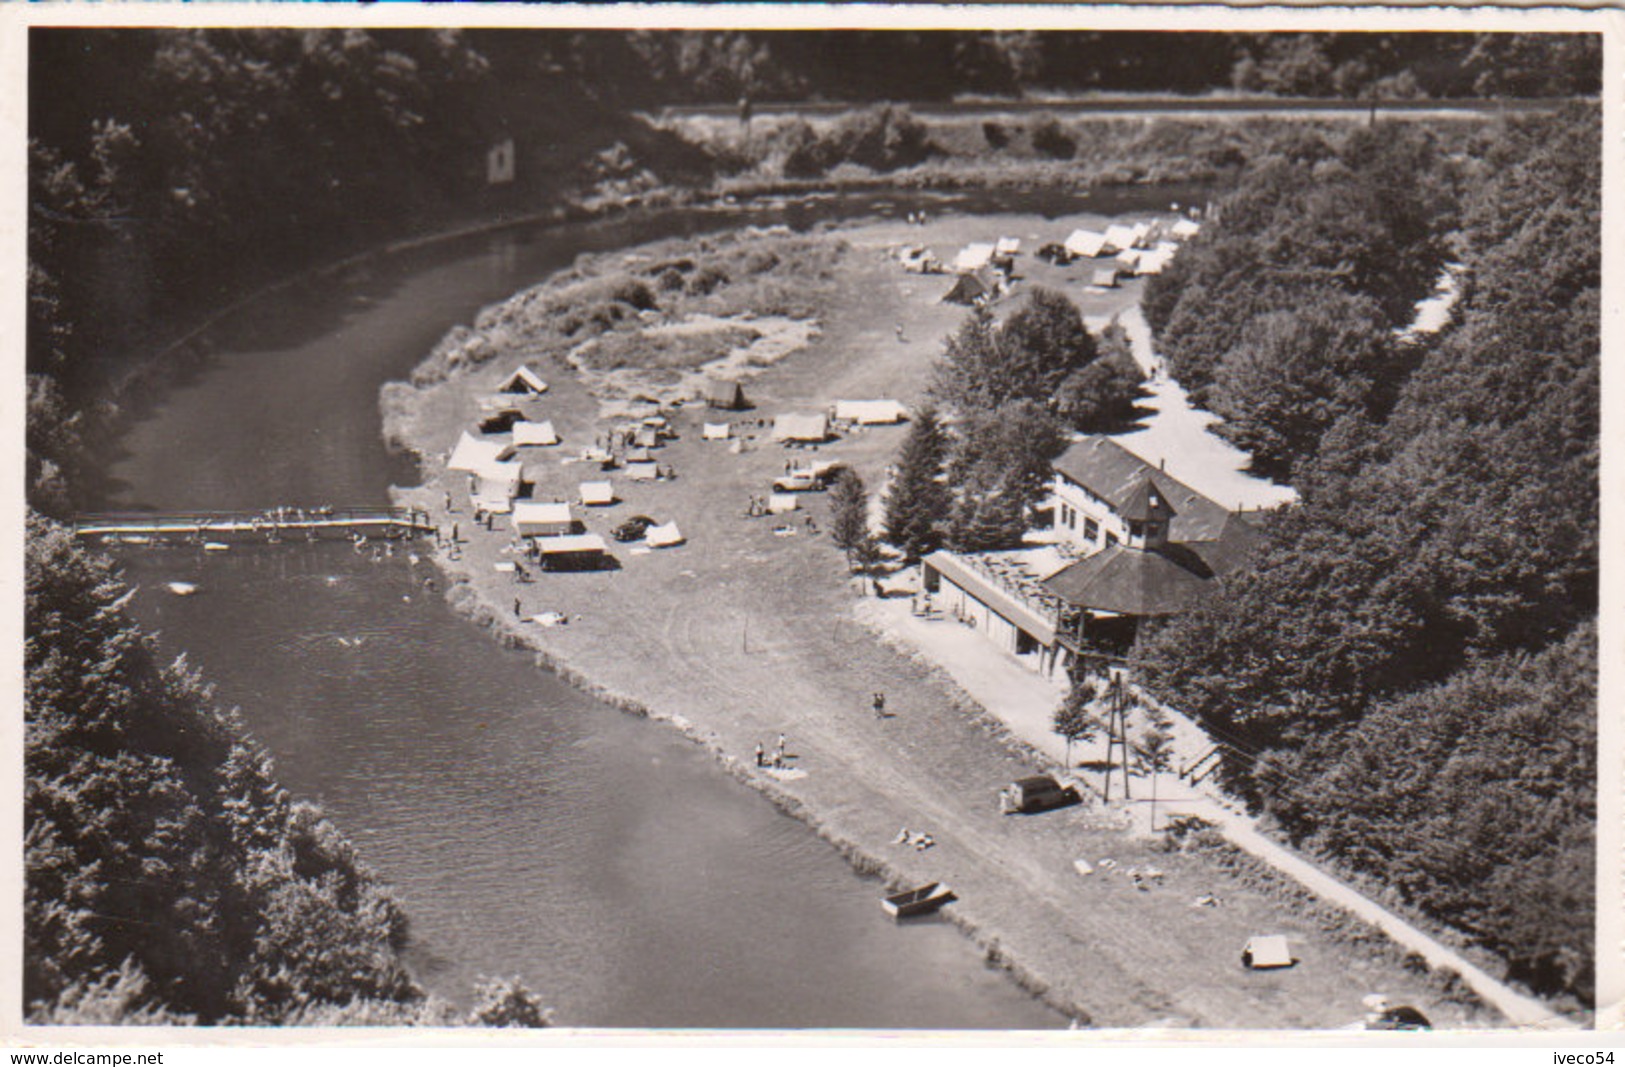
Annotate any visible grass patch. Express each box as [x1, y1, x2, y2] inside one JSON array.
[[573, 325, 762, 373]]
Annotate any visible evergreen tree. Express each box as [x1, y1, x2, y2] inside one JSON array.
[[882, 406, 950, 562], [827, 468, 870, 567], [1052, 675, 1102, 770]]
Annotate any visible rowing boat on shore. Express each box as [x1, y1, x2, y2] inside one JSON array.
[[882, 882, 955, 919]]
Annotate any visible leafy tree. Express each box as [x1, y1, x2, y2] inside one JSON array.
[[827, 468, 870, 567], [1052, 675, 1102, 770], [1132, 727, 1175, 831], [933, 288, 1100, 416], [882, 406, 950, 562], [851, 535, 886, 597], [469, 976, 552, 1028], [945, 400, 1068, 551]]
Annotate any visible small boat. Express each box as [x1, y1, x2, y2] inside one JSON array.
[[165, 581, 199, 596], [882, 881, 955, 919], [204, 542, 230, 552]]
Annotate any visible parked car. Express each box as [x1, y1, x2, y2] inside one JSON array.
[[999, 775, 1080, 815], [611, 515, 656, 542], [772, 473, 825, 492]]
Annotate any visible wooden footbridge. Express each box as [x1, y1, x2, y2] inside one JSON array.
[[72, 506, 436, 545]]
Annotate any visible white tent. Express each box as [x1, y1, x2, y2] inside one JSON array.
[[1172, 218, 1201, 239], [497, 365, 549, 395], [645, 522, 685, 548], [1064, 229, 1109, 258], [1135, 248, 1175, 276], [1102, 224, 1139, 255], [1242, 935, 1294, 969], [771, 413, 829, 442], [834, 399, 908, 425], [994, 236, 1021, 257], [953, 243, 995, 273], [702, 422, 732, 441], [1130, 222, 1153, 248], [473, 460, 523, 513], [536, 533, 608, 567], [511, 501, 575, 537], [767, 493, 799, 514], [447, 431, 512, 474], [624, 461, 660, 481], [579, 481, 615, 506], [1090, 268, 1120, 289], [1115, 249, 1142, 272], [512, 420, 559, 447]]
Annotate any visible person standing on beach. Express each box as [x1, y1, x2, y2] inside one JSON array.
[[873, 692, 887, 719], [514, 597, 522, 618], [754, 742, 765, 768]]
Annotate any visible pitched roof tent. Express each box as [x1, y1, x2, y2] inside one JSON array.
[[447, 431, 513, 475], [498, 365, 549, 395], [511, 501, 575, 537], [771, 412, 830, 442], [702, 378, 748, 410], [953, 242, 996, 273], [941, 271, 990, 306], [834, 399, 908, 425], [512, 420, 559, 447], [1064, 229, 1108, 258], [1052, 436, 1232, 544]]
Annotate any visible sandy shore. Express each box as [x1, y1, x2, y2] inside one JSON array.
[[383, 210, 1492, 1029]]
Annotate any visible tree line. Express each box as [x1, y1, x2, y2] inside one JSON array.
[[1135, 106, 1599, 1005]]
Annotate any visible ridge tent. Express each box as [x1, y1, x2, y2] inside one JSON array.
[[1172, 218, 1201, 239], [767, 493, 799, 514], [536, 533, 609, 570], [702, 378, 749, 410], [1115, 249, 1142, 272], [512, 420, 559, 447], [511, 501, 575, 538], [941, 272, 990, 306], [1241, 936, 1295, 970], [1064, 229, 1109, 258], [1090, 268, 1121, 289], [498, 365, 549, 395], [702, 422, 732, 441], [479, 405, 526, 435], [771, 413, 830, 442], [1102, 224, 1139, 255], [994, 236, 1021, 257], [953, 243, 995, 273], [473, 461, 523, 513], [645, 522, 685, 548], [834, 399, 908, 425], [624, 461, 660, 481], [579, 481, 615, 506], [447, 432, 513, 474]]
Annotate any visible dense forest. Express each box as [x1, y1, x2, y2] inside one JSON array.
[[1136, 106, 1599, 1005]]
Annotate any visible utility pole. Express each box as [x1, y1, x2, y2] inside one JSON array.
[[1102, 666, 1132, 802]]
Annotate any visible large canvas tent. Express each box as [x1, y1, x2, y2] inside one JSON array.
[[702, 422, 732, 441], [834, 399, 908, 425], [1241, 936, 1295, 970], [941, 272, 990, 306], [511, 501, 575, 537], [701, 378, 749, 410], [645, 522, 685, 548], [498, 365, 549, 395], [473, 461, 524, 513], [1064, 229, 1109, 258], [1102, 224, 1139, 254], [536, 533, 609, 570], [579, 481, 615, 506], [447, 432, 512, 474], [771, 413, 830, 442], [1171, 218, 1201, 239], [1090, 268, 1121, 289], [952, 243, 995, 273], [512, 420, 559, 447]]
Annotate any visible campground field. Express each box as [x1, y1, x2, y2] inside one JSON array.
[[384, 209, 1490, 1029]]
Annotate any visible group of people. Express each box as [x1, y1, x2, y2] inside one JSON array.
[[754, 733, 790, 770], [894, 827, 935, 851]]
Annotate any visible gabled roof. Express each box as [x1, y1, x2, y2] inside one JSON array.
[[1052, 437, 1232, 543], [498, 365, 549, 394], [1118, 476, 1176, 523], [1042, 545, 1211, 617]]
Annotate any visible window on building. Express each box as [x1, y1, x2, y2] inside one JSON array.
[[1084, 517, 1099, 542], [1106, 530, 1119, 547]]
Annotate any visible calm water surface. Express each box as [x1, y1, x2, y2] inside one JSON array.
[[94, 186, 1206, 1028]]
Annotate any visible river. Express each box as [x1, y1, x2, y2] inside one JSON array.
[[93, 185, 1207, 1029]]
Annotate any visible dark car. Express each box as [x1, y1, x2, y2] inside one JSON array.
[[999, 775, 1081, 814], [611, 515, 656, 542]]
